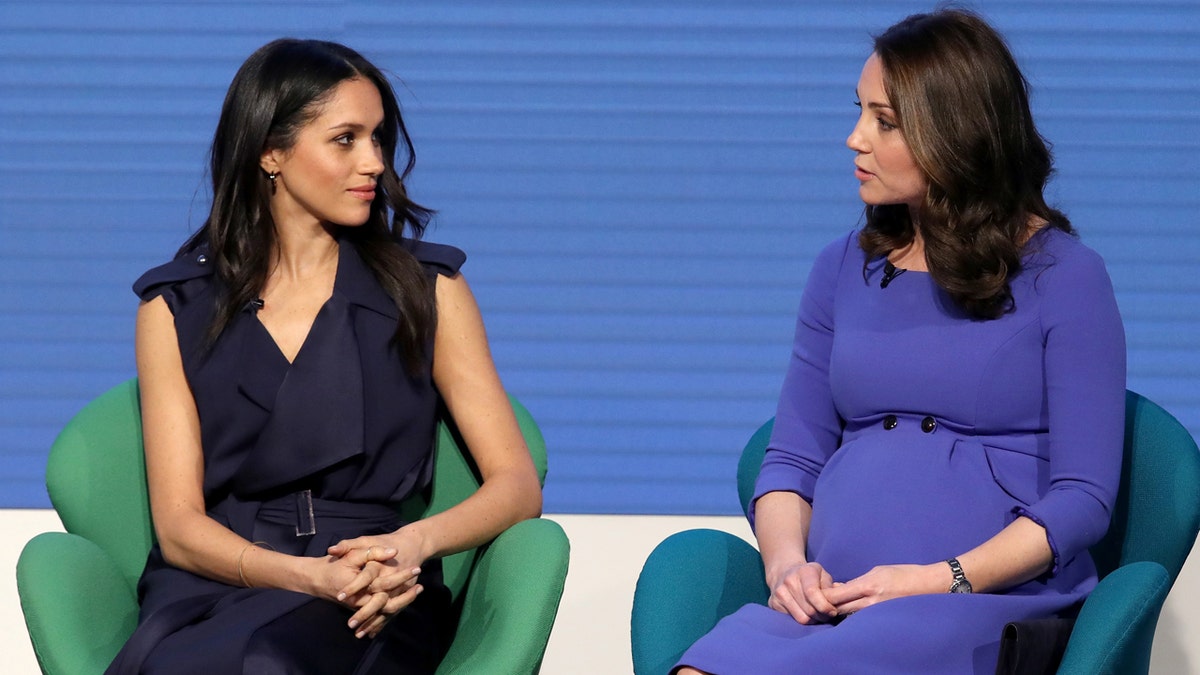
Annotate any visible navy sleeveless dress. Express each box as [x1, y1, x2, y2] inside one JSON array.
[[678, 228, 1126, 674], [105, 237, 466, 675]]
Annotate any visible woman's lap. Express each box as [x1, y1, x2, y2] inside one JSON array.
[[677, 593, 1068, 675], [141, 584, 453, 675]]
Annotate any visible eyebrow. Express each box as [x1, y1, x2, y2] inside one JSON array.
[[854, 89, 894, 111], [325, 121, 382, 132]]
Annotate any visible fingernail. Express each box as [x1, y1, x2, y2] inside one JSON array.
[[337, 592, 346, 601], [414, 585, 423, 594], [411, 567, 421, 575], [356, 631, 366, 639], [348, 619, 358, 629], [386, 548, 397, 555]]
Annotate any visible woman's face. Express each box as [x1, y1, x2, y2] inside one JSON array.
[[846, 54, 927, 209], [261, 77, 387, 230]]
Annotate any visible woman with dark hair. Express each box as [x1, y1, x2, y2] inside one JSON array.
[[105, 39, 542, 674], [675, 9, 1125, 674]]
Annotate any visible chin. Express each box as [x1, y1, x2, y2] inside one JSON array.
[[858, 191, 888, 207], [859, 190, 917, 209], [329, 211, 372, 228], [858, 185, 881, 203]]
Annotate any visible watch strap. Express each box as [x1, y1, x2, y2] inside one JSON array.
[[946, 557, 972, 593]]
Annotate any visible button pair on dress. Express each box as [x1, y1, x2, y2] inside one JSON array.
[[881, 415, 938, 433]]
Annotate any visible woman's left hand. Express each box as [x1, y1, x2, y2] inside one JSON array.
[[329, 529, 427, 590], [823, 563, 950, 615]]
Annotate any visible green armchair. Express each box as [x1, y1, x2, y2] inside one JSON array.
[[631, 391, 1200, 675], [18, 378, 569, 675]]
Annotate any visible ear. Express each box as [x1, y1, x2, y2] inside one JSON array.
[[260, 147, 283, 175]]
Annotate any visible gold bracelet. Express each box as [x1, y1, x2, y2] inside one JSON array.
[[236, 541, 273, 588]]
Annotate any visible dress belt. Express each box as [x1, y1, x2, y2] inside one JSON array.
[[209, 490, 401, 539]]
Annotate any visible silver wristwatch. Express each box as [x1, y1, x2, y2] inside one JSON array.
[[946, 558, 973, 594]]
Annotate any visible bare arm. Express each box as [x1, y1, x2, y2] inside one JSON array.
[[756, 491, 811, 584], [823, 516, 1051, 613], [329, 272, 542, 576], [406, 271, 544, 555], [756, 491, 840, 623], [956, 517, 1053, 591]]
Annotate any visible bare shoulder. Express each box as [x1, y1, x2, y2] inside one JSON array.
[[434, 270, 475, 306], [137, 295, 178, 343]]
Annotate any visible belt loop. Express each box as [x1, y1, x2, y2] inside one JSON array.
[[294, 489, 317, 536]]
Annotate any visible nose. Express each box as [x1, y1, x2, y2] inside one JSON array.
[[846, 116, 869, 154], [361, 145, 385, 178]]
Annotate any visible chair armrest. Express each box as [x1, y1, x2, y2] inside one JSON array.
[[1056, 561, 1172, 675], [436, 518, 570, 675], [631, 529, 767, 675], [17, 532, 141, 675]]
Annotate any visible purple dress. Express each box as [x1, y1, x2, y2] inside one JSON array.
[[105, 237, 465, 675], [679, 228, 1126, 674]]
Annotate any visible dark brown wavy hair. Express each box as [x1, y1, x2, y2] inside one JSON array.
[[858, 8, 1073, 319], [182, 38, 435, 371]]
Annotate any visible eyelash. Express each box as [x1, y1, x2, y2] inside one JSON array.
[[853, 100, 897, 132], [334, 131, 382, 147]]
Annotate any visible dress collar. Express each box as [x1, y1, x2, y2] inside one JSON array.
[[333, 237, 400, 320]]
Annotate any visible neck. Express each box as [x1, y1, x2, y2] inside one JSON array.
[[270, 224, 340, 282], [889, 226, 928, 272]]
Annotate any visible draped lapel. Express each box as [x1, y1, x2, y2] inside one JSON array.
[[230, 240, 385, 494]]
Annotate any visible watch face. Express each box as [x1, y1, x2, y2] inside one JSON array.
[[950, 580, 973, 594]]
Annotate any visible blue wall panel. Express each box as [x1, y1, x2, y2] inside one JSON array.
[[1, 1, 1197, 513]]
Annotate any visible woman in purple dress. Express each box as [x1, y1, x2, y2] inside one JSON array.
[[106, 40, 542, 674], [677, 9, 1125, 674]]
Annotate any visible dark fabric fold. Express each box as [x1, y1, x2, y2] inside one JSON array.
[[994, 616, 1076, 675], [234, 294, 366, 495]]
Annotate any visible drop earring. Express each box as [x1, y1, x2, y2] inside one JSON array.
[[267, 172, 278, 195]]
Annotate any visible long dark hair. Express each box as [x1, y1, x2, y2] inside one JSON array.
[[183, 38, 435, 370], [858, 9, 1073, 319]]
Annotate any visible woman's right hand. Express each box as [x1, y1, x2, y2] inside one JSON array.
[[305, 548, 424, 638], [342, 567, 424, 639], [767, 560, 840, 625]]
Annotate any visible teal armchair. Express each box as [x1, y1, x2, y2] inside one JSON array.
[[631, 391, 1200, 675], [18, 378, 569, 675]]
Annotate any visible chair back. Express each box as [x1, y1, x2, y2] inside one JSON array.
[[49, 378, 548, 600], [734, 391, 1200, 584], [1089, 391, 1200, 581], [736, 418, 773, 519], [400, 395, 549, 599], [45, 379, 152, 592]]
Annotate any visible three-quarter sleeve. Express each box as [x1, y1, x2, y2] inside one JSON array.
[[748, 234, 850, 528], [1015, 245, 1126, 573]]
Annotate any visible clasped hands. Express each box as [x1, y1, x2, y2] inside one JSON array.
[[767, 561, 948, 625], [319, 533, 425, 639]]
